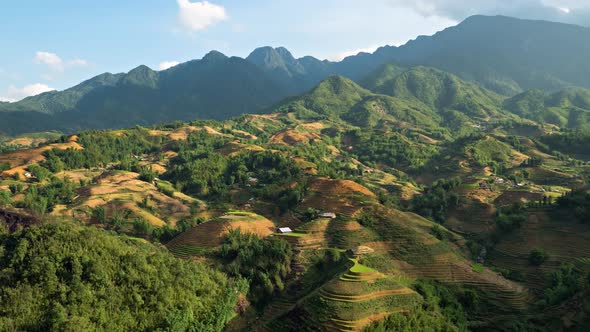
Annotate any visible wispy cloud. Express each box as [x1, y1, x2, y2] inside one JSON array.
[[1, 83, 55, 103], [384, 0, 590, 26], [177, 0, 228, 32], [327, 42, 402, 61]]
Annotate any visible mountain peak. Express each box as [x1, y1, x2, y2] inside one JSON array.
[[308, 75, 369, 102], [202, 50, 228, 62], [121, 65, 158, 87], [247, 46, 306, 79], [247, 47, 288, 65], [275, 47, 295, 60]]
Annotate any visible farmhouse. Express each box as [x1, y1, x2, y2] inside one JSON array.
[[321, 212, 337, 219], [278, 227, 293, 234]]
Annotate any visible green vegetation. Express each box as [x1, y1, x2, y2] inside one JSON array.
[[364, 309, 460, 332], [411, 177, 461, 223], [472, 264, 484, 273], [218, 230, 292, 308], [44, 130, 162, 170], [0, 222, 245, 331], [495, 203, 527, 234], [505, 89, 590, 130], [528, 249, 549, 266], [556, 189, 590, 222], [351, 130, 438, 170]]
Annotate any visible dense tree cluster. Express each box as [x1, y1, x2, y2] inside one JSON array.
[[541, 263, 589, 307], [495, 203, 527, 233], [351, 130, 438, 170], [0, 222, 245, 331], [166, 145, 302, 200], [218, 230, 292, 308], [541, 130, 590, 156], [43, 130, 163, 170], [366, 279, 475, 332], [411, 178, 461, 223], [19, 177, 77, 216], [556, 190, 590, 223]]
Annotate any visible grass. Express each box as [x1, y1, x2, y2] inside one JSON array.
[[472, 263, 485, 273], [169, 244, 209, 257], [227, 210, 256, 216], [350, 262, 377, 274], [156, 180, 175, 193], [278, 232, 307, 237]]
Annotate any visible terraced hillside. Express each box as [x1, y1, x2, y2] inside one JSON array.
[[489, 210, 590, 292], [166, 211, 275, 258], [2, 64, 590, 331]]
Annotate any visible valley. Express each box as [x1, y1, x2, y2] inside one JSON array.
[[2, 64, 590, 331]]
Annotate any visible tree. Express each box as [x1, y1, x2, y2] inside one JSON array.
[[27, 164, 51, 182], [529, 249, 549, 266]]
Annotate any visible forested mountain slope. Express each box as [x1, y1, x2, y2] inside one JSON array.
[[3, 16, 590, 135]]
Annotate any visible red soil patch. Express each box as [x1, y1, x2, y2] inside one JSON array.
[[494, 191, 544, 206], [166, 214, 275, 248], [298, 122, 324, 130], [232, 129, 258, 140], [76, 171, 191, 225], [361, 241, 392, 253], [270, 129, 321, 146], [308, 177, 376, 198], [417, 134, 439, 145], [0, 141, 83, 178]]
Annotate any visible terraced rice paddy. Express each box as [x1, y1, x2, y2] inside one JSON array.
[[314, 259, 419, 331], [166, 211, 275, 258]]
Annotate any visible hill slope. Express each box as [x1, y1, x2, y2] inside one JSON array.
[[504, 88, 590, 129], [334, 15, 590, 95]]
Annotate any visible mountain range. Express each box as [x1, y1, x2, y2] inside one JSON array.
[[2, 15, 590, 135]]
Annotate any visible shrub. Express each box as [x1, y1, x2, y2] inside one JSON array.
[[358, 213, 376, 227], [0, 190, 11, 206], [132, 218, 153, 236], [8, 183, 23, 194], [529, 248, 549, 266]]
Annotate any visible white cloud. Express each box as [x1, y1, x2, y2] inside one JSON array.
[[2, 83, 55, 102], [35, 52, 89, 72], [35, 51, 63, 71], [177, 0, 228, 32], [158, 61, 180, 70], [0, 96, 16, 103]]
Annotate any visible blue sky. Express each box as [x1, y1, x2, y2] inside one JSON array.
[[1, 0, 588, 102]]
